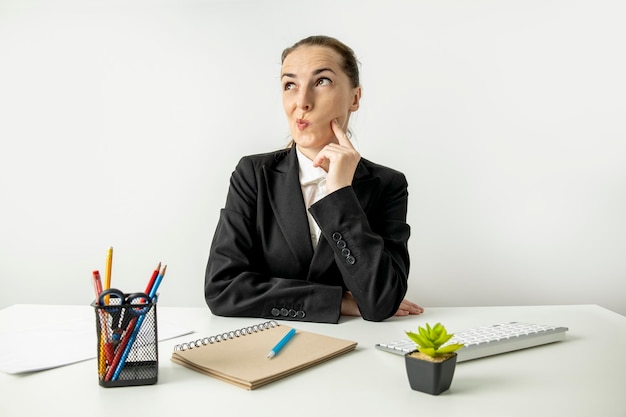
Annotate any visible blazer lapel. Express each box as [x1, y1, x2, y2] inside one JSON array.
[[263, 147, 315, 269]]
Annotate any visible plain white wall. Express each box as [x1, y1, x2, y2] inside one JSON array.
[[1, 0, 624, 315]]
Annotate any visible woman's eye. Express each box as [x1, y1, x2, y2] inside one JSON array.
[[316, 77, 331, 87], [283, 82, 296, 91]]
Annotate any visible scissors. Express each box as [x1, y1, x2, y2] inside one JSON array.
[[98, 288, 152, 343]]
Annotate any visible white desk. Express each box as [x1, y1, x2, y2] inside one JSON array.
[[1, 304, 625, 417]]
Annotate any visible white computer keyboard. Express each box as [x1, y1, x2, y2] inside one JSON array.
[[375, 322, 568, 362]]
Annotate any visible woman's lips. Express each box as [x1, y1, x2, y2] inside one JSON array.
[[296, 119, 310, 131]]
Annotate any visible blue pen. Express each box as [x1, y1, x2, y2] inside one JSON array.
[[267, 328, 296, 358], [111, 265, 167, 380]]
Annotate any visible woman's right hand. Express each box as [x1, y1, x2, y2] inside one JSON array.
[[341, 291, 424, 317]]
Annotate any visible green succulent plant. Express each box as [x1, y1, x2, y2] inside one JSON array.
[[405, 323, 464, 358]]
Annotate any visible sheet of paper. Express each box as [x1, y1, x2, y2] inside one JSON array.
[[0, 307, 193, 374]]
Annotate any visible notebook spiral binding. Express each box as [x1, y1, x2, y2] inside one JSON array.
[[173, 320, 279, 352]]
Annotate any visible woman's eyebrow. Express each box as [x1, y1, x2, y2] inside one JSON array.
[[281, 67, 336, 79], [312, 67, 335, 76]]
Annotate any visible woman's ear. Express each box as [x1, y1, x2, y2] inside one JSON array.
[[349, 87, 362, 112]]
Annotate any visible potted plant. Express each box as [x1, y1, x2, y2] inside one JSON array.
[[404, 322, 464, 395]]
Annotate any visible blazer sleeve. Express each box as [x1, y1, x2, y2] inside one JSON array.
[[309, 171, 410, 322], [204, 156, 343, 324]]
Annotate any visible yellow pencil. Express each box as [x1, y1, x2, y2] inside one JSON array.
[[104, 246, 113, 303], [104, 246, 113, 289], [98, 313, 107, 378]]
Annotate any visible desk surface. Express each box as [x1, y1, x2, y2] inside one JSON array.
[[1, 304, 625, 417]]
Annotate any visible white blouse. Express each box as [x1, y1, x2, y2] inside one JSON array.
[[296, 146, 328, 249]]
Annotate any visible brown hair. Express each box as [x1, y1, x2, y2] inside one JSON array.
[[282, 36, 361, 147], [281, 35, 361, 88]]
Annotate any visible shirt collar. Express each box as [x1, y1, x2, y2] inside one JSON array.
[[296, 146, 327, 185]]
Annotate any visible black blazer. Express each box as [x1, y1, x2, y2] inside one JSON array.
[[205, 146, 410, 323]]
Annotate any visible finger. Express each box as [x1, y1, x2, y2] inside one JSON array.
[[397, 308, 423, 316], [400, 299, 424, 314], [401, 298, 422, 308], [394, 309, 410, 317], [311, 151, 329, 171], [331, 119, 353, 148]]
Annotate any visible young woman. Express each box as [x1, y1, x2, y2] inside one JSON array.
[[204, 36, 423, 323]]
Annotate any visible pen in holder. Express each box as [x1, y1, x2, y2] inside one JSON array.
[[93, 290, 159, 387]]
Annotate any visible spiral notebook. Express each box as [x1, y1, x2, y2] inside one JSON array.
[[171, 321, 357, 390]]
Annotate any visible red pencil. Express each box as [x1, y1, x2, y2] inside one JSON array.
[[92, 270, 103, 301], [144, 262, 161, 296], [93, 270, 109, 377]]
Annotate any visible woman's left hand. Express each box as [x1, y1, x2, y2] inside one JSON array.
[[341, 292, 425, 317], [394, 299, 424, 316], [312, 119, 361, 193]]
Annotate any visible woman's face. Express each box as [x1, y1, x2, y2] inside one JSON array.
[[281, 45, 361, 159]]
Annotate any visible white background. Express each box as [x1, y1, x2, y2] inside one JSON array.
[[1, 0, 624, 315]]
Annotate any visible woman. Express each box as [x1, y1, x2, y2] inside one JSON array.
[[205, 35, 423, 323]]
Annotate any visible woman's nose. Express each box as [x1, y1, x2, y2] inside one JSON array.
[[296, 87, 313, 111]]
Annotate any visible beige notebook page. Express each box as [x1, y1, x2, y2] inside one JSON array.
[[172, 325, 357, 387]]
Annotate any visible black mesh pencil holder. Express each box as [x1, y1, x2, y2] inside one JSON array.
[[93, 291, 159, 387]]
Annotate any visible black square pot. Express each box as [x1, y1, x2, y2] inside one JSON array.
[[404, 352, 457, 395]]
